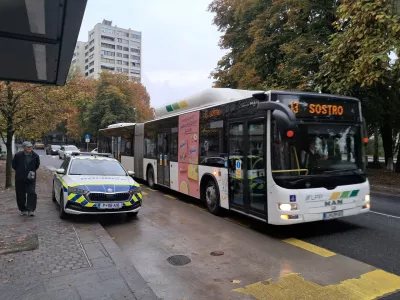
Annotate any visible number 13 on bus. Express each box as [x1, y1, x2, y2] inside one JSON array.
[[98, 89, 370, 225]]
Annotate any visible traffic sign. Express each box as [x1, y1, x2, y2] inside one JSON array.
[[85, 134, 90, 143]]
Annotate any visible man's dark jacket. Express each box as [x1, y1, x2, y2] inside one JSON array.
[[12, 151, 40, 182]]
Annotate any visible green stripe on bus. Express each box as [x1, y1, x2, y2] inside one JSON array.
[[340, 191, 350, 198], [172, 103, 180, 110], [350, 190, 359, 197], [166, 105, 173, 112]]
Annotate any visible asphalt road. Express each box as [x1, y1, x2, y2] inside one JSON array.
[[38, 150, 400, 299]]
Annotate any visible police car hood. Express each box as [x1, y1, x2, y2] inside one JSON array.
[[70, 175, 135, 193]]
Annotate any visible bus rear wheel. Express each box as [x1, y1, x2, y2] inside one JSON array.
[[204, 180, 221, 216], [147, 166, 156, 189]]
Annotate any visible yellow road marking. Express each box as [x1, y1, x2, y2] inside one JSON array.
[[233, 270, 400, 300], [164, 194, 177, 200], [224, 217, 250, 228], [283, 238, 336, 258], [189, 204, 207, 211], [145, 188, 157, 192]]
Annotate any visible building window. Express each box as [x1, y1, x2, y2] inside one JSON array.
[[117, 53, 122, 57], [89, 39, 94, 45], [85, 65, 88, 70], [101, 43, 115, 49], [101, 58, 115, 64], [116, 67, 122, 72], [123, 68, 129, 73], [85, 72, 89, 76], [101, 50, 115, 56], [85, 44, 88, 50], [101, 65, 115, 71], [130, 48, 140, 54], [123, 32, 129, 37], [89, 61, 94, 67], [123, 61, 129, 66], [131, 62, 140, 67], [85, 58, 88, 63], [117, 38, 122, 43], [130, 70, 140, 75], [101, 35, 114, 42], [101, 27, 114, 35], [89, 68, 94, 74], [89, 54, 94, 60], [131, 34, 140, 39], [130, 55, 140, 60], [85, 52, 88, 57], [89, 47, 94, 52], [117, 60, 122, 65], [122, 39, 129, 44], [116, 31, 121, 36], [123, 47, 129, 52], [123, 54, 129, 59]]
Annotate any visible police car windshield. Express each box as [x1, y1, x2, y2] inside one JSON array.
[[65, 146, 78, 151], [69, 159, 127, 176]]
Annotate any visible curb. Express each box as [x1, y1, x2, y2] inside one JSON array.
[[371, 185, 400, 197], [88, 223, 158, 300]]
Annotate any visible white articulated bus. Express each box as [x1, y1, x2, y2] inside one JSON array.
[[98, 88, 371, 225]]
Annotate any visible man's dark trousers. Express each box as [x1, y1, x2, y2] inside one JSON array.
[[15, 180, 37, 212]]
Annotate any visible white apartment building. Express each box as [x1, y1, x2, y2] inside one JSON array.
[[71, 41, 86, 74], [72, 19, 142, 81]]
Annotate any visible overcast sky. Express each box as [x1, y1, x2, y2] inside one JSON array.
[[78, 0, 225, 108]]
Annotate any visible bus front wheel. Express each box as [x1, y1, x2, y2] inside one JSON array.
[[204, 180, 221, 216], [147, 166, 156, 189]]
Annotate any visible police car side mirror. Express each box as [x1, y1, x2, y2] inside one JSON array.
[[127, 171, 135, 176], [56, 169, 65, 175]]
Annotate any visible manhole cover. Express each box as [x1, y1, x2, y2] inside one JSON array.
[[210, 250, 224, 256], [167, 255, 191, 266]]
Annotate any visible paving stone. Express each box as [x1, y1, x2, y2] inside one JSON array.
[[47, 287, 81, 300], [91, 257, 115, 268], [97, 268, 121, 281]]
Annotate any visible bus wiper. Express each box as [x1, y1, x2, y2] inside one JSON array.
[[323, 169, 365, 179]]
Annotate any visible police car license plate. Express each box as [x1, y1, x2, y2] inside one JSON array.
[[324, 210, 343, 220], [98, 203, 123, 209]]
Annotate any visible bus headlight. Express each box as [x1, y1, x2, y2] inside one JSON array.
[[364, 195, 370, 202], [279, 203, 298, 211]]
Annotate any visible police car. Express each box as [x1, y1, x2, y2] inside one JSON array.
[[52, 152, 142, 219]]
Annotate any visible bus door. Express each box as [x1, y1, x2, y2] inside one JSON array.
[[157, 131, 170, 187], [228, 118, 267, 218]]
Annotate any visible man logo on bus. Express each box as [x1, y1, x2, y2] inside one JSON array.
[[325, 200, 343, 206]]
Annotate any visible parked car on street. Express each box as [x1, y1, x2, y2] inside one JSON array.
[[59, 145, 80, 160], [46, 144, 61, 155], [33, 141, 45, 149], [91, 148, 98, 153], [52, 152, 141, 219]]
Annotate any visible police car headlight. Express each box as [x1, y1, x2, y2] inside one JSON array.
[[279, 203, 297, 211], [129, 187, 142, 195], [68, 187, 89, 195], [364, 194, 370, 202]]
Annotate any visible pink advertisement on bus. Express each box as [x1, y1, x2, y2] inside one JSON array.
[[178, 111, 200, 198]]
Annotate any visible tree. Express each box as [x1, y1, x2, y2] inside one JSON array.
[[317, 0, 400, 169], [82, 72, 154, 137], [209, 0, 338, 90]]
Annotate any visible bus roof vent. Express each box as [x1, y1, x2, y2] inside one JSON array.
[[154, 88, 264, 118]]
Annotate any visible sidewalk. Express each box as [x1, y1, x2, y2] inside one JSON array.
[[368, 168, 400, 196], [0, 162, 158, 300]]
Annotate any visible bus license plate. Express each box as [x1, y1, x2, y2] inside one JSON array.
[[324, 210, 343, 220], [98, 203, 123, 209]]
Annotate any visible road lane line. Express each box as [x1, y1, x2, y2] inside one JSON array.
[[370, 211, 400, 219], [283, 238, 336, 258], [224, 217, 250, 228], [164, 194, 177, 200], [233, 269, 400, 300]]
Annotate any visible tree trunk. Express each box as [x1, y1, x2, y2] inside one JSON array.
[[373, 125, 379, 164], [381, 122, 393, 166], [5, 123, 13, 188]]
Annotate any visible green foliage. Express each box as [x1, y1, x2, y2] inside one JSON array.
[[209, 0, 338, 90]]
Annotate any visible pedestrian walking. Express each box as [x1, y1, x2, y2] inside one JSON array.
[[12, 141, 40, 216]]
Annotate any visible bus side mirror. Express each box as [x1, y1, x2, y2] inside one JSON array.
[[257, 101, 298, 132]]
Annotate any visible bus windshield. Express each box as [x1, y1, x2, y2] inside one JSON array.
[[271, 122, 366, 189]]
